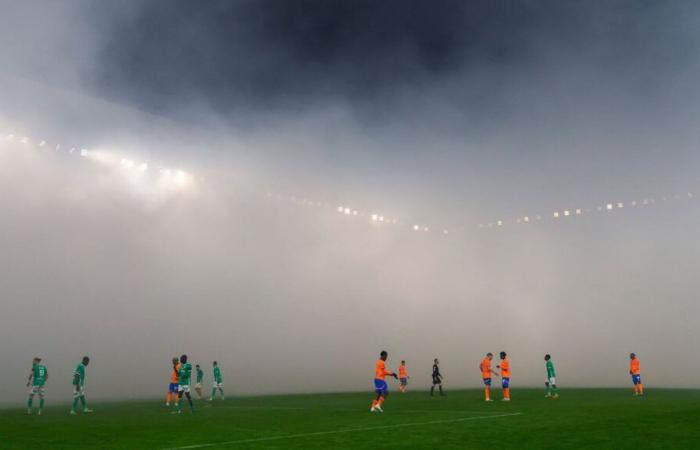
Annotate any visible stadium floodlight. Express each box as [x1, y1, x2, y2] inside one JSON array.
[[606, 204, 613, 210], [337, 206, 344, 213], [497, 220, 503, 226], [138, 163, 148, 172], [617, 202, 624, 208], [424, 227, 429, 232], [523, 216, 529, 222], [575, 208, 582, 215], [378, 216, 384, 222], [413, 225, 420, 231], [39, 140, 46, 147], [344, 208, 351, 215], [443, 229, 449, 234], [121, 158, 134, 168], [174, 170, 189, 186], [352, 210, 358, 216], [371, 214, 378, 221], [80, 149, 89, 157], [553, 212, 560, 218], [564, 210, 570, 216]]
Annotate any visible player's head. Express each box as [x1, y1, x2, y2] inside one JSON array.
[[380, 351, 388, 361], [630, 353, 636, 360], [401, 360, 406, 365], [172, 357, 178, 365], [213, 361, 218, 366], [434, 358, 439, 364], [196, 364, 200, 369], [499, 352, 507, 360], [486, 352, 493, 360], [32, 357, 41, 364], [544, 354, 551, 361], [180, 354, 188, 364], [82, 356, 90, 366]]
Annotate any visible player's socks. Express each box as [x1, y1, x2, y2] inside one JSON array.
[[484, 387, 491, 401], [638, 384, 644, 395], [211, 388, 217, 399], [40, 398, 45, 410], [503, 388, 510, 400], [28, 396, 33, 409], [219, 388, 225, 400], [72, 397, 79, 411], [430, 386, 435, 396], [370, 399, 377, 411]]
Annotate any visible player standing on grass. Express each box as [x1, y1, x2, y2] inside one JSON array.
[[480, 353, 497, 402], [26, 357, 48, 415], [496, 352, 511, 401], [166, 357, 180, 407], [370, 351, 398, 412], [398, 360, 409, 393], [630, 353, 644, 396], [175, 354, 194, 414], [194, 364, 204, 399], [544, 354, 559, 398], [210, 361, 225, 400], [430, 358, 445, 396], [70, 356, 93, 415]]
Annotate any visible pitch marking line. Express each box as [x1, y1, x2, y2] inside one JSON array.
[[162, 411, 522, 450], [213, 405, 509, 414]]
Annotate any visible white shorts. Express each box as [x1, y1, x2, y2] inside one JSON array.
[[547, 377, 556, 385], [29, 385, 46, 395], [213, 382, 223, 389], [73, 385, 85, 397], [178, 384, 190, 393], [195, 382, 202, 389]]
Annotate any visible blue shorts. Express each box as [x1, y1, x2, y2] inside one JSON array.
[[483, 378, 492, 386], [400, 378, 408, 386], [502, 377, 510, 388], [169, 383, 179, 393], [374, 379, 388, 396], [631, 374, 641, 385]]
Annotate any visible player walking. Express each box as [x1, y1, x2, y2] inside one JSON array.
[[194, 364, 204, 399], [480, 353, 497, 402], [166, 357, 180, 407], [70, 356, 93, 415], [544, 354, 559, 398], [175, 354, 194, 414], [496, 352, 511, 401], [398, 360, 409, 393], [430, 358, 444, 396], [26, 357, 48, 415], [630, 353, 644, 396], [210, 361, 225, 400], [370, 351, 398, 412]]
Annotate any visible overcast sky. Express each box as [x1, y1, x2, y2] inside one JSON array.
[[1, 0, 699, 405]]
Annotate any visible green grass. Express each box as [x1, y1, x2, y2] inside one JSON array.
[[2, 389, 699, 449]]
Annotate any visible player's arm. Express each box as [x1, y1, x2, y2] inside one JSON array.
[[73, 372, 81, 387], [45, 369, 48, 382], [26, 369, 33, 387]]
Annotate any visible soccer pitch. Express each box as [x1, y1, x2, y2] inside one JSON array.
[[2, 389, 699, 449]]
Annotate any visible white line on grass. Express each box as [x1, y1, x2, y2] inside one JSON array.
[[213, 405, 509, 414], [162, 412, 522, 450]]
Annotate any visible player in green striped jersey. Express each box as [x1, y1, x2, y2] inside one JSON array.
[[209, 361, 224, 401], [70, 356, 93, 415], [174, 354, 194, 414], [194, 364, 204, 399], [26, 357, 48, 415], [544, 354, 559, 398]]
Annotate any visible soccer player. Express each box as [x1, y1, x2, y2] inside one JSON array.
[[194, 364, 204, 399], [209, 361, 225, 401], [544, 354, 559, 398], [166, 357, 180, 407], [496, 351, 511, 401], [630, 353, 644, 396], [26, 357, 48, 415], [398, 360, 409, 393], [370, 350, 398, 412], [479, 353, 497, 402], [70, 356, 93, 415], [175, 354, 194, 414], [430, 358, 445, 396]]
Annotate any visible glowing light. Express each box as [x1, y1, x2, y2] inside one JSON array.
[[575, 208, 582, 215], [371, 214, 378, 221], [606, 204, 613, 210], [352, 210, 358, 216], [553, 212, 560, 218], [564, 210, 570, 216], [80, 149, 89, 157], [20, 137, 28, 144], [497, 220, 503, 226], [344, 208, 351, 215], [617, 202, 624, 208], [413, 225, 420, 231], [138, 163, 148, 172], [121, 158, 134, 168], [443, 229, 449, 234], [39, 140, 46, 147], [523, 216, 529, 222], [337, 206, 344, 213]]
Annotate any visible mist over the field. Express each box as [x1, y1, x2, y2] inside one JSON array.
[[1, 1, 699, 405]]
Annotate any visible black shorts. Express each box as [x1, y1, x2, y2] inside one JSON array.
[[432, 377, 442, 385]]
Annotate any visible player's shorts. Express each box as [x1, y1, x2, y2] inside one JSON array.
[[399, 377, 408, 386], [432, 376, 442, 385], [374, 379, 388, 396], [631, 374, 641, 385], [29, 385, 46, 395], [546, 377, 556, 385], [213, 382, 224, 389], [168, 382, 179, 393], [178, 384, 191, 393], [501, 377, 510, 388], [482, 377, 492, 386], [73, 385, 85, 397]]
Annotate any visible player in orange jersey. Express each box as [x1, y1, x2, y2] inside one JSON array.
[[629, 353, 644, 396], [398, 360, 409, 393], [370, 351, 398, 412], [479, 353, 498, 402], [165, 357, 180, 407], [496, 351, 511, 401]]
